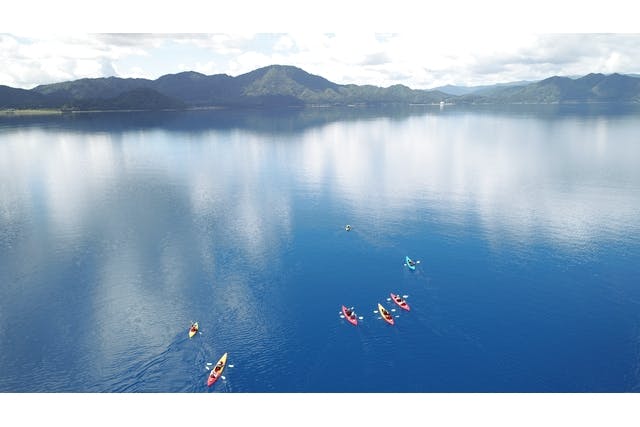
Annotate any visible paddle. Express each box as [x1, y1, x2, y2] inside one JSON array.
[[339, 308, 360, 321], [205, 362, 234, 381], [373, 309, 385, 319], [339, 314, 363, 321], [206, 363, 235, 369], [222, 364, 235, 379]]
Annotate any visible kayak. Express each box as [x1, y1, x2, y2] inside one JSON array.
[[207, 352, 228, 387], [345, 224, 352, 231], [405, 256, 416, 270], [342, 305, 358, 326], [189, 322, 199, 338], [390, 293, 410, 311], [377, 303, 395, 325]]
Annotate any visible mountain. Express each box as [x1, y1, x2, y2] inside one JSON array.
[[32, 77, 154, 105], [230, 65, 447, 105], [152, 71, 237, 106], [4, 65, 450, 110], [433, 80, 536, 96], [71, 88, 186, 111], [236, 64, 340, 95], [458, 73, 640, 104], [2, 66, 640, 111], [0, 85, 54, 109]]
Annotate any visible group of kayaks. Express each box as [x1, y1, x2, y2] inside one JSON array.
[[190, 251, 419, 385], [341, 255, 417, 326], [188, 321, 228, 387]]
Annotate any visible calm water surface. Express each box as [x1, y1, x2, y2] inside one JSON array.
[[1, 105, 639, 392]]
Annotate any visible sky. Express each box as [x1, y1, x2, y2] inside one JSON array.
[[1, 1, 639, 90], [2, 33, 640, 90]]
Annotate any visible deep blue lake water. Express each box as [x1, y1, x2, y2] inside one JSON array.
[[1, 105, 639, 393]]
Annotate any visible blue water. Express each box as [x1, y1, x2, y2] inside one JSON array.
[[1, 105, 640, 392]]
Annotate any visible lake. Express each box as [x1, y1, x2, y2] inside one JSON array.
[[1, 104, 639, 392]]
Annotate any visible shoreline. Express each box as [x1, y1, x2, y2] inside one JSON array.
[[2, 101, 639, 116], [0, 109, 63, 116]]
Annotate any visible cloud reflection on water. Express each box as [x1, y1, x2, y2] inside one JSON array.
[[292, 111, 640, 251]]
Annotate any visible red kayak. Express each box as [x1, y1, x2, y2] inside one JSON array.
[[390, 293, 410, 311], [207, 352, 228, 387], [342, 305, 358, 326], [377, 303, 395, 325]]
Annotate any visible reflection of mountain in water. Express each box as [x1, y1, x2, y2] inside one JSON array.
[[2, 103, 640, 135], [441, 103, 640, 120], [0, 105, 441, 135]]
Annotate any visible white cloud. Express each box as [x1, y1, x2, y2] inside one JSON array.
[[0, 34, 153, 87], [228, 51, 278, 76], [273, 35, 295, 52], [2, 33, 640, 89], [123, 66, 148, 79], [182, 33, 258, 55], [186, 60, 222, 76]]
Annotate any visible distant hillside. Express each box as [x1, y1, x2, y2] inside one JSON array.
[[458, 73, 640, 104], [2, 66, 640, 111], [433, 80, 536, 96], [152, 71, 237, 106], [71, 88, 186, 111], [32, 77, 154, 104], [1, 65, 449, 110], [0, 85, 54, 109]]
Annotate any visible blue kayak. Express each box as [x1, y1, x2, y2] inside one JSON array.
[[405, 256, 416, 270]]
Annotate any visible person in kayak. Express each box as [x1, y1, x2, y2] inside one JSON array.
[[394, 295, 405, 304], [210, 362, 223, 379], [345, 224, 351, 231], [345, 307, 356, 318], [408, 259, 416, 267], [190, 323, 198, 332], [381, 307, 392, 320]]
